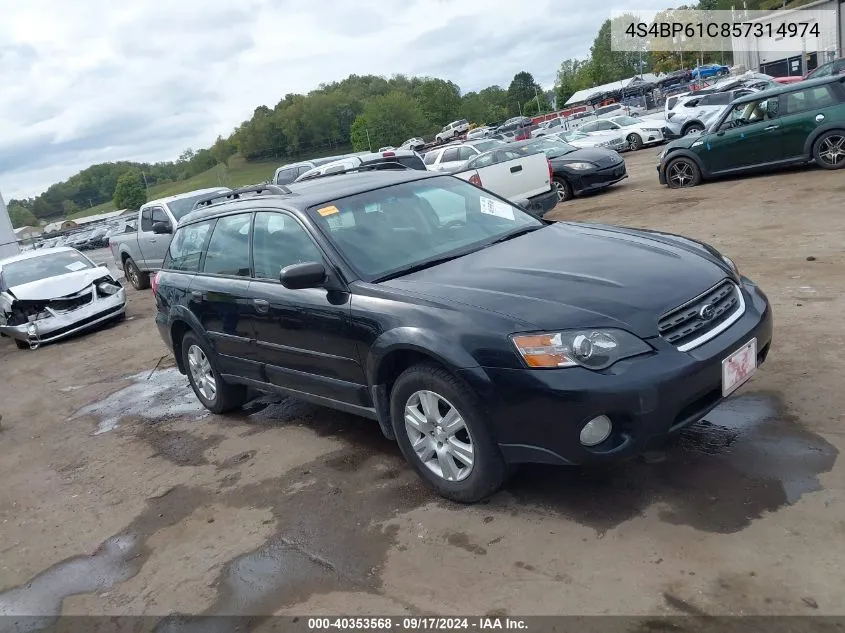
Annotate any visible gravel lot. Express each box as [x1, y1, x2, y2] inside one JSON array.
[[1, 149, 844, 624]]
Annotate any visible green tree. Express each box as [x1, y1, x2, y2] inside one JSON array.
[[413, 78, 462, 126], [506, 71, 543, 117], [7, 202, 37, 228], [352, 91, 431, 150], [588, 18, 641, 86], [113, 170, 147, 211], [350, 115, 372, 151], [210, 135, 236, 166], [554, 59, 591, 107], [461, 86, 508, 125]]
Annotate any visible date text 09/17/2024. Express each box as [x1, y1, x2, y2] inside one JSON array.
[[307, 617, 528, 630]]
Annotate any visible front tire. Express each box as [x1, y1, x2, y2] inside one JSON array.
[[553, 177, 573, 202], [123, 257, 150, 290], [390, 363, 508, 503], [627, 133, 643, 150], [666, 157, 702, 188], [181, 331, 247, 414], [813, 131, 845, 169]]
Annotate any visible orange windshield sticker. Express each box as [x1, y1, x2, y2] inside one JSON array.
[[317, 205, 339, 217]]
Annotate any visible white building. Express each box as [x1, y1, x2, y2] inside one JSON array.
[[565, 74, 666, 107], [0, 192, 20, 259], [731, 0, 843, 77]]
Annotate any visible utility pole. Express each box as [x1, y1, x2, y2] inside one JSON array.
[[141, 171, 150, 198], [534, 86, 542, 113], [365, 129, 372, 152]]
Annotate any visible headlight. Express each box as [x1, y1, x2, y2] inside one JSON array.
[[721, 255, 739, 275], [511, 329, 651, 370], [563, 162, 595, 171]]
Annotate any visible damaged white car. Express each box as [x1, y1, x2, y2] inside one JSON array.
[[0, 247, 126, 350]]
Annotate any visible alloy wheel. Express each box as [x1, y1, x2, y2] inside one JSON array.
[[404, 390, 474, 482], [668, 160, 695, 187], [126, 261, 139, 287], [187, 344, 217, 402], [818, 134, 845, 166], [553, 180, 570, 202]]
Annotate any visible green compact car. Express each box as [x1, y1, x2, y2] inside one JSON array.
[[658, 76, 845, 188]]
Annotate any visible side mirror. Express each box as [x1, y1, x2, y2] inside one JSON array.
[[280, 262, 327, 289], [152, 222, 172, 235]]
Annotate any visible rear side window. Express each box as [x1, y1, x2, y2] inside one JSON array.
[[442, 148, 460, 162], [423, 152, 439, 165], [458, 147, 476, 161], [394, 154, 426, 170], [252, 212, 323, 281], [784, 85, 837, 114], [702, 93, 732, 106], [165, 220, 214, 272], [202, 213, 252, 277]]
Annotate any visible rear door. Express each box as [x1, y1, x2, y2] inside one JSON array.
[[188, 212, 260, 380], [246, 210, 367, 406], [777, 83, 844, 159]]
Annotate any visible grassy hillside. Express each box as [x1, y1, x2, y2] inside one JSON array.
[[68, 156, 280, 220]]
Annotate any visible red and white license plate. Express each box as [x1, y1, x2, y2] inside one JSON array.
[[722, 338, 757, 397]]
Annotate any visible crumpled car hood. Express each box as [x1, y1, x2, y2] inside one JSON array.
[[6, 266, 112, 301]]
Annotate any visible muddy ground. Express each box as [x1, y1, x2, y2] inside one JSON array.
[[1, 149, 843, 626]]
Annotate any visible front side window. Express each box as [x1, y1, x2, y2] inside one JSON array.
[[165, 220, 214, 272], [580, 121, 598, 133], [202, 213, 252, 277], [458, 147, 476, 161], [275, 167, 298, 185], [308, 176, 543, 281], [151, 207, 170, 227], [252, 212, 323, 280]]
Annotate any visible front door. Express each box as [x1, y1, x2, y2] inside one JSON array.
[[137, 206, 173, 270], [702, 96, 784, 173], [188, 212, 260, 380], [247, 211, 367, 406], [777, 83, 843, 159]]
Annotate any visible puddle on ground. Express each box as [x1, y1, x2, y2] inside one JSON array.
[[138, 425, 225, 467], [72, 368, 207, 435], [499, 393, 837, 534], [0, 535, 141, 630], [0, 415, 431, 625]]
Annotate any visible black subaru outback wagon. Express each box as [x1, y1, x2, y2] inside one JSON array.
[[153, 171, 772, 502]]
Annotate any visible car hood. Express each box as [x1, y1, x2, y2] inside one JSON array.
[[380, 223, 730, 337], [6, 266, 112, 301], [551, 147, 621, 167]]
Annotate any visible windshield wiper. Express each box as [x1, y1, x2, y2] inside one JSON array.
[[488, 225, 543, 245], [373, 253, 468, 282]]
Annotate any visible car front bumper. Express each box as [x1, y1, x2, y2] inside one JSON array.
[[568, 162, 628, 195], [461, 277, 772, 466], [1, 287, 126, 346]]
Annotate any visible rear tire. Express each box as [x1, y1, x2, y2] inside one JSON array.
[[813, 130, 845, 170], [181, 331, 247, 414], [123, 257, 150, 290], [390, 363, 508, 503], [553, 177, 573, 202], [683, 123, 704, 136], [666, 157, 702, 188]]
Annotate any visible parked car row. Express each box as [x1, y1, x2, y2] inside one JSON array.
[[30, 220, 136, 253]]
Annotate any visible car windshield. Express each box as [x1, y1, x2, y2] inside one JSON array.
[[515, 137, 577, 158], [308, 176, 543, 281], [1, 250, 94, 288], [169, 191, 225, 220], [612, 116, 643, 127]]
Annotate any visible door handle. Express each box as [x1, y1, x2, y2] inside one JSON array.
[[149, 239, 156, 243], [510, 165, 523, 173], [764, 125, 780, 131], [253, 298, 269, 313], [190, 290, 202, 300], [816, 114, 825, 123]]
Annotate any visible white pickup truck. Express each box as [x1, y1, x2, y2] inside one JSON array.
[[452, 148, 557, 217]]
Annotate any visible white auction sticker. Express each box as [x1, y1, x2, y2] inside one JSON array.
[[479, 196, 515, 221], [65, 261, 88, 271]]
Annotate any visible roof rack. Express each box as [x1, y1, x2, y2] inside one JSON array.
[[192, 184, 292, 209], [298, 161, 412, 183]]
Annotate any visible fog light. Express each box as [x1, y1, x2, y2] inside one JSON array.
[[580, 415, 612, 447]]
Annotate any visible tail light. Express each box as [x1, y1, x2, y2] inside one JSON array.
[[382, 151, 395, 157], [151, 271, 160, 297], [547, 158, 553, 182], [469, 174, 482, 187]]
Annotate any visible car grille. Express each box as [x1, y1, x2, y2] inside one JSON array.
[[658, 280, 743, 350], [49, 287, 94, 312]]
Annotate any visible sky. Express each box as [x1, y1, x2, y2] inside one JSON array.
[[0, 0, 676, 200]]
